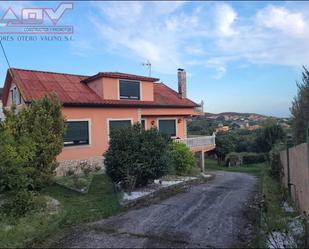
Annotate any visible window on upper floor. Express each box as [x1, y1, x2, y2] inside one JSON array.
[[10, 86, 21, 105], [119, 80, 140, 100], [158, 119, 177, 137], [64, 121, 90, 146]]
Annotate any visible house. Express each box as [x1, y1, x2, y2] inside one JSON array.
[[0, 87, 4, 122], [215, 125, 229, 133], [2, 68, 215, 172]]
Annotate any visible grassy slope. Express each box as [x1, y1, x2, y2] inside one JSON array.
[[0, 174, 120, 248], [41, 174, 120, 226]]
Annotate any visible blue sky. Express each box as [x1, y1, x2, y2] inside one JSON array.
[[0, 1, 308, 117]]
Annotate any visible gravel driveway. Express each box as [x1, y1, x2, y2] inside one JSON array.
[[52, 171, 257, 248]]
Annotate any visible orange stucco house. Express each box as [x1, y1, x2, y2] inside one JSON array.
[[2, 68, 215, 173]]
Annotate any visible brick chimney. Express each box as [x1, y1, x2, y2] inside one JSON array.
[[177, 68, 187, 98]]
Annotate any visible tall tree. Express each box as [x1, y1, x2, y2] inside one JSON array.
[[290, 66, 309, 144]]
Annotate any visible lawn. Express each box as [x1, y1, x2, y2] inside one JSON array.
[[0, 174, 120, 248], [41, 173, 120, 226], [205, 158, 265, 176]]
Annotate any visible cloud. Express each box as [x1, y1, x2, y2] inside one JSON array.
[[256, 6, 305, 36], [214, 3, 237, 37], [74, 2, 309, 78]]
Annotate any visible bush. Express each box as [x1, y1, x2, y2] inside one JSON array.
[[225, 152, 266, 166], [242, 153, 266, 164], [104, 124, 169, 189], [269, 143, 285, 180], [225, 152, 242, 166], [168, 142, 196, 175], [1, 191, 46, 218]]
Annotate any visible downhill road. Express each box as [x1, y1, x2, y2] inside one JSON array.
[[53, 171, 257, 248]]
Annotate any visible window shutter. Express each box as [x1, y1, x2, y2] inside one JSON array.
[[119, 80, 140, 100], [158, 120, 176, 137], [64, 121, 89, 145]]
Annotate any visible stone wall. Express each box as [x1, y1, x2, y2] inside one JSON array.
[[56, 155, 105, 176], [280, 143, 309, 214]]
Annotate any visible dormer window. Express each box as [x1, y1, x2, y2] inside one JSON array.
[[10, 86, 21, 105], [119, 80, 140, 100]]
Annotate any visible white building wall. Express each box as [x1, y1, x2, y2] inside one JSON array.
[[0, 101, 4, 122]]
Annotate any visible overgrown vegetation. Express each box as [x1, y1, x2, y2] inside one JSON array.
[[290, 66, 309, 145], [0, 95, 67, 247], [105, 124, 170, 190]]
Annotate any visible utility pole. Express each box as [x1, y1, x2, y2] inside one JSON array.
[[141, 60, 151, 77]]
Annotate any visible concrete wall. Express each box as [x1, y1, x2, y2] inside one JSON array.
[[280, 143, 309, 214]]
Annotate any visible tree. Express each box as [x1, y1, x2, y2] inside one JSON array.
[[255, 124, 285, 153], [1, 94, 65, 190], [215, 132, 237, 164], [290, 66, 309, 144]]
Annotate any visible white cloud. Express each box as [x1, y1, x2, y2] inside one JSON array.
[[74, 2, 309, 78], [256, 6, 305, 36], [214, 3, 238, 37]]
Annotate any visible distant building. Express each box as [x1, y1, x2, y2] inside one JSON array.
[[0, 88, 4, 122], [247, 124, 261, 131], [215, 125, 230, 133]]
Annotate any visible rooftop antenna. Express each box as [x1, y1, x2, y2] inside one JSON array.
[[141, 60, 151, 77]]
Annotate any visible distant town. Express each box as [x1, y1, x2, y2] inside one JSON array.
[[188, 112, 291, 136]]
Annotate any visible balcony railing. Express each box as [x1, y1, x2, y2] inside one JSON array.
[[174, 134, 216, 151]]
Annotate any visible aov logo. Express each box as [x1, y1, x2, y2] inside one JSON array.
[[0, 2, 74, 34]]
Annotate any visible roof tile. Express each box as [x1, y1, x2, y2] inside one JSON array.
[[8, 68, 198, 108]]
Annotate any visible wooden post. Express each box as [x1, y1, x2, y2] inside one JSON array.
[[200, 150, 205, 173]]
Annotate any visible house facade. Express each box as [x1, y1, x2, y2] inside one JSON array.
[[2, 68, 215, 172]]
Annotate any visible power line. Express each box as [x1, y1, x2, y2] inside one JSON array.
[[0, 40, 12, 69]]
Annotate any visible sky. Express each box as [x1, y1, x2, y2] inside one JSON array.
[[0, 1, 308, 117]]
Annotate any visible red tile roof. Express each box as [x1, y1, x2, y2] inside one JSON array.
[[82, 72, 159, 83], [3, 68, 198, 108]]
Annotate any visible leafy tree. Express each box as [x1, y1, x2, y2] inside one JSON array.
[[215, 132, 237, 164], [255, 123, 285, 153], [1, 94, 65, 190], [290, 66, 309, 144], [105, 124, 169, 189]]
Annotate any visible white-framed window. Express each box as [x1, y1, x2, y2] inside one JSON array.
[[107, 118, 133, 139], [64, 120, 91, 147], [119, 80, 140, 100], [158, 119, 177, 137], [10, 86, 21, 105]]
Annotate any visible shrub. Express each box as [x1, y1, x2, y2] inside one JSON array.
[[2, 94, 65, 190], [225, 152, 266, 166], [269, 143, 285, 180], [168, 142, 196, 175], [225, 152, 242, 166], [242, 153, 266, 164], [1, 191, 46, 218], [104, 124, 169, 189]]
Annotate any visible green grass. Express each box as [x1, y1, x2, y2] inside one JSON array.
[[41, 174, 120, 226], [0, 198, 62, 248], [205, 158, 265, 176], [0, 174, 120, 248]]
